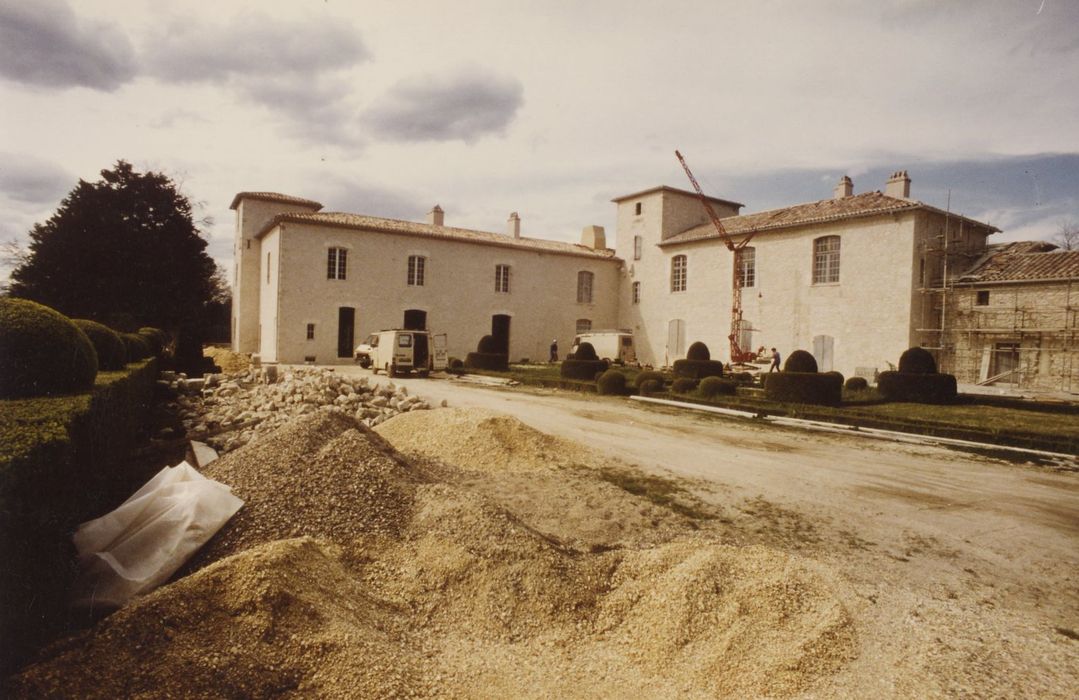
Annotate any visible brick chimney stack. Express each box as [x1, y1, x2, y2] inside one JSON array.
[[885, 170, 911, 199], [508, 212, 521, 238], [427, 205, 444, 226]]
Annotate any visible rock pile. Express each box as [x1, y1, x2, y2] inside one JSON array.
[[163, 367, 432, 454]]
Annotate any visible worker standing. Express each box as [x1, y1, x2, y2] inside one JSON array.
[[550, 339, 558, 363], [769, 347, 781, 372]]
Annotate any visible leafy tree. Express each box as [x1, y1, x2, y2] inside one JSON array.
[[7, 161, 217, 334]]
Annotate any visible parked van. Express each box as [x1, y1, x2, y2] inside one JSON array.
[[571, 330, 636, 364], [356, 330, 447, 377]]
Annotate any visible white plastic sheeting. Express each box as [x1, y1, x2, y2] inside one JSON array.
[[71, 461, 243, 611]]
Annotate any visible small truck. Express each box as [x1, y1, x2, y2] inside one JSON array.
[[356, 330, 447, 377], [570, 330, 637, 364]]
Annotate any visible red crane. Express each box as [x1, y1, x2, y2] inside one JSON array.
[[675, 150, 758, 364]]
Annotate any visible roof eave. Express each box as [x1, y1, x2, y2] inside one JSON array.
[[610, 185, 744, 210], [230, 192, 324, 211]]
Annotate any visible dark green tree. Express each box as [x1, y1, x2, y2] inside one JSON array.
[[8, 161, 217, 335]]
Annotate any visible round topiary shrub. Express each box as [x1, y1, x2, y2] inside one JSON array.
[[686, 341, 710, 361], [476, 335, 498, 354], [673, 358, 725, 380], [698, 375, 737, 398], [596, 369, 627, 395], [898, 346, 937, 374], [634, 370, 666, 390], [783, 350, 818, 373], [138, 327, 167, 358], [671, 377, 698, 394], [560, 357, 608, 381], [824, 370, 845, 385], [575, 342, 598, 361], [639, 378, 662, 395], [121, 332, 151, 361], [449, 357, 464, 369], [73, 319, 127, 370], [844, 376, 869, 391], [0, 298, 98, 398]]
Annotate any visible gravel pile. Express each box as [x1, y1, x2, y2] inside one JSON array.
[[186, 411, 426, 570], [202, 346, 251, 374], [166, 366, 431, 454]]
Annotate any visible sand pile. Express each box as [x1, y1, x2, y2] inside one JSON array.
[[188, 411, 424, 569], [202, 346, 251, 374], [375, 407, 587, 472], [8, 408, 858, 698]]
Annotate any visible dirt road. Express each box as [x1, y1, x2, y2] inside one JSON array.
[[344, 368, 1079, 697]]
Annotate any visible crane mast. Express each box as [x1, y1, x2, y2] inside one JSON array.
[[674, 150, 757, 364]]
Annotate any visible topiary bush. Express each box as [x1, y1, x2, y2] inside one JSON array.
[[878, 371, 957, 404], [639, 378, 662, 395], [138, 327, 167, 358], [824, 370, 845, 385], [596, 369, 627, 395], [844, 376, 869, 391], [671, 377, 698, 394], [763, 372, 842, 406], [575, 342, 598, 361], [0, 298, 98, 398], [698, 376, 737, 398], [673, 357, 725, 380], [686, 341, 710, 361], [121, 332, 151, 361], [898, 346, 937, 374], [560, 357, 608, 381], [465, 352, 508, 371], [448, 357, 464, 369], [476, 335, 498, 354], [634, 370, 666, 390], [783, 349, 818, 373], [72, 319, 127, 370]]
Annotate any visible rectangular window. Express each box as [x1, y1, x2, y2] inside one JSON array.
[[266, 252, 271, 283], [737, 247, 756, 288], [670, 255, 687, 292], [306, 323, 315, 340], [632, 281, 640, 304], [576, 319, 592, 334], [576, 271, 594, 303], [408, 255, 426, 286], [635, 202, 642, 216], [812, 236, 840, 284], [495, 264, 510, 293], [327, 247, 347, 280], [246, 239, 251, 250], [633, 235, 642, 260], [976, 290, 990, 306]]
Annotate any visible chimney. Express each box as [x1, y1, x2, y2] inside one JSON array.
[[581, 225, 606, 250], [427, 204, 444, 226], [834, 175, 853, 199], [507, 211, 521, 238], [885, 170, 911, 199]]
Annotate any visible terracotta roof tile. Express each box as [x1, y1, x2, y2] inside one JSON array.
[[660, 191, 998, 245], [959, 241, 1079, 283], [230, 192, 324, 211], [260, 211, 617, 260]]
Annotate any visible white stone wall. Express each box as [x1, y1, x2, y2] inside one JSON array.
[[257, 228, 282, 362], [262, 221, 620, 364]]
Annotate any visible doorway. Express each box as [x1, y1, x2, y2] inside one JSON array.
[[403, 309, 427, 331], [812, 334, 834, 372], [666, 319, 685, 363], [337, 307, 355, 358], [491, 314, 511, 355]]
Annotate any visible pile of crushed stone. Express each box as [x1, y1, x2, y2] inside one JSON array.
[[374, 407, 588, 472], [202, 346, 251, 374], [186, 411, 425, 570], [7, 408, 859, 698]]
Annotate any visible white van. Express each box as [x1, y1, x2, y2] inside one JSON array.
[[358, 330, 447, 377], [571, 330, 636, 364]]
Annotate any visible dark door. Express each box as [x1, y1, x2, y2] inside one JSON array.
[[413, 333, 430, 369], [491, 314, 511, 355], [404, 309, 427, 330], [337, 307, 355, 358]]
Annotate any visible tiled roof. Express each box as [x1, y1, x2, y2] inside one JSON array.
[[229, 192, 324, 211], [258, 211, 617, 260], [659, 191, 999, 246], [958, 241, 1079, 283]]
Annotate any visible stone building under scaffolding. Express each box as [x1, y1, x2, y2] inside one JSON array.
[[924, 241, 1079, 393]]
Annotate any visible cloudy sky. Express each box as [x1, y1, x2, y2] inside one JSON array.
[[1, 0, 1077, 283]]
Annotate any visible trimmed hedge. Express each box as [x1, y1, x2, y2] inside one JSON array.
[[877, 371, 957, 404], [764, 372, 842, 406], [0, 359, 159, 673], [476, 335, 498, 354], [699, 376, 737, 398], [898, 346, 937, 374], [596, 369, 627, 395], [561, 358, 608, 381], [672, 377, 699, 393], [73, 319, 127, 370], [0, 298, 98, 399], [845, 376, 869, 391], [634, 370, 666, 390], [686, 341, 711, 361], [138, 327, 166, 358], [783, 350, 818, 373], [575, 342, 598, 361], [672, 359, 725, 380], [465, 352, 508, 371], [121, 332, 152, 361]]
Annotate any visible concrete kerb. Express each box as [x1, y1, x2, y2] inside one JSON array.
[[630, 395, 1079, 468]]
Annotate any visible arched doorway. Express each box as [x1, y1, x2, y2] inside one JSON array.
[[403, 309, 427, 330]]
